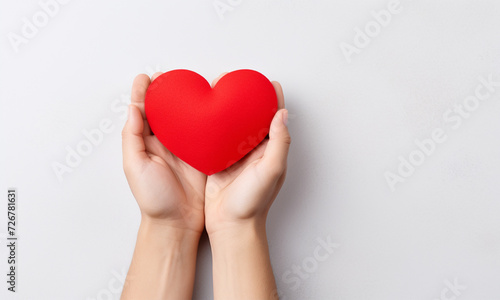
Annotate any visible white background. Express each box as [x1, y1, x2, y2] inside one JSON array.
[[1, 0, 500, 299]]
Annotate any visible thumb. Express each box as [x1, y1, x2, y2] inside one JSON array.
[[261, 109, 291, 176], [122, 105, 148, 170]]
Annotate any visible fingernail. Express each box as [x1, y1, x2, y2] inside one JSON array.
[[282, 109, 288, 127]]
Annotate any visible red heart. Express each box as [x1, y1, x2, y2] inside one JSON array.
[[145, 69, 278, 175]]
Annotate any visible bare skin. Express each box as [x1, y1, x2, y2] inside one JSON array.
[[206, 74, 290, 300], [121, 72, 290, 300]]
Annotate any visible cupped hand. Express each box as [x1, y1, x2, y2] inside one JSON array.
[[204, 74, 291, 235], [122, 73, 207, 234]]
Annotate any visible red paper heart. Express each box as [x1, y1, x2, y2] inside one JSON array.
[[145, 69, 278, 175]]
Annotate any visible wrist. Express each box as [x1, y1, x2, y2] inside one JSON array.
[[122, 216, 200, 300], [139, 216, 201, 248], [208, 219, 267, 250], [205, 208, 268, 235], [208, 219, 277, 299]]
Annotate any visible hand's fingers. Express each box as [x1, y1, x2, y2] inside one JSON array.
[[122, 105, 149, 171], [131, 74, 152, 136], [131, 74, 151, 120], [145, 72, 162, 135], [272, 81, 285, 110], [211, 72, 228, 88], [151, 72, 163, 81], [143, 120, 151, 136], [260, 109, 290, 177]]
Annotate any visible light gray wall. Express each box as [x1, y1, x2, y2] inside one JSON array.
[[1, 0, 499, 299]]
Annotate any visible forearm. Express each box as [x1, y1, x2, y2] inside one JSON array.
[[209, 221, 277, 300], [121, 218, 200, 300]]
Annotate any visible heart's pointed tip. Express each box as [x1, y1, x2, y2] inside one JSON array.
[[203, 165, 230, 176]]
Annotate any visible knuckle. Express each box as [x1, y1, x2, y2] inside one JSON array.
[[132, 88, 144, 100], [282, 134, 291, 145]]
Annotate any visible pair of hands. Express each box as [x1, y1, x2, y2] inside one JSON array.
[[122, 72, 290, 237], [121, 72, 290, 299]]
